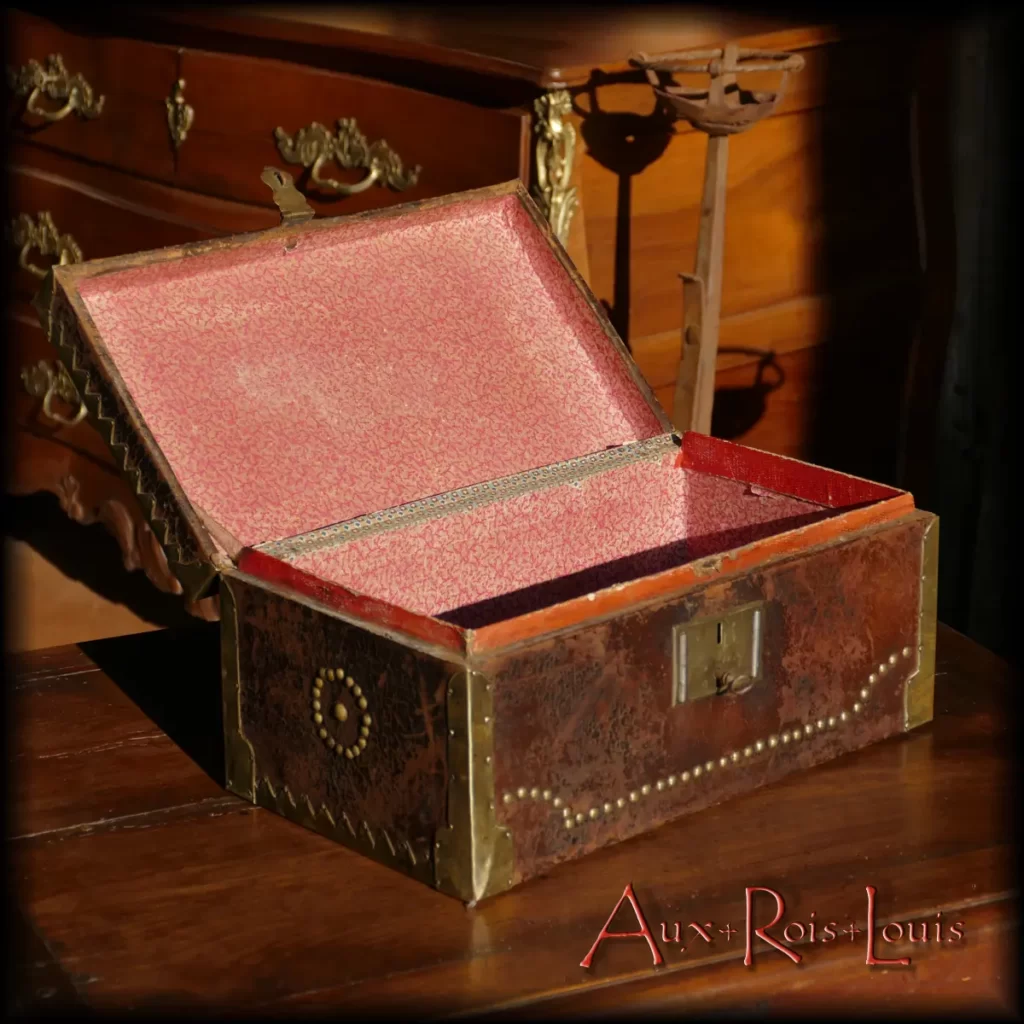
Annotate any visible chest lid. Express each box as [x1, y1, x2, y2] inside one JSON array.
[[36, 178, 670, 602]]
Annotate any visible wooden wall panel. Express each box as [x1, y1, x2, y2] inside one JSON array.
[[573, 26, 925, 482]]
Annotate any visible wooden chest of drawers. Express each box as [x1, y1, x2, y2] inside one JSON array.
[[5, 6, 942, 625]]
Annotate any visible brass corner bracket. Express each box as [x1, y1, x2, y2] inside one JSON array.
[[434, 669, 514, 904], [904, 517, 939, 731]]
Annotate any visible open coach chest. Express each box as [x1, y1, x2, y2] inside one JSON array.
[[35, 176, 938, 904]]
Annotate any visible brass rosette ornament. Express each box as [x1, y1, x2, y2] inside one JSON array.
[[311, 667, 373, 759]]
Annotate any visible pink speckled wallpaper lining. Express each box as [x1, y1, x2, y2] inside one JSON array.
[[288, 459, 839, 625], [77, 193, 663, 548]]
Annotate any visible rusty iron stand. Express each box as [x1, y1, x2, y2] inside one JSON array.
[[632, 45, 804, 435]]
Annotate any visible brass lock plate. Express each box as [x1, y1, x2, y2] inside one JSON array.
[[673, 602, 765, 704]]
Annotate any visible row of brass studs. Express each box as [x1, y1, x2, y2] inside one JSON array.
[[312, 667, 373, 759], [502, 647, 913, 829]]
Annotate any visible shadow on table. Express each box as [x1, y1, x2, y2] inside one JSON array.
[[80, 623, 225, 787]]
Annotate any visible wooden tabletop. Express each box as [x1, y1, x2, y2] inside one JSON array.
[[8, 624, 1015, 1015]]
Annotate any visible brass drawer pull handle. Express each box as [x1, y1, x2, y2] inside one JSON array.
[[7, 54, 105, 122], [273, 118, 420, 196], [21, 360, 88, 427], [8, 212, 83, 279]]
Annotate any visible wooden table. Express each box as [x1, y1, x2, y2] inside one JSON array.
[[8, 624, 1014, 1015]]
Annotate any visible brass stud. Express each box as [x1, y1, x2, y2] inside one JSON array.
[[352, 684, 362, 697], [318, 728, 327, 739], [781, 732, 791, 744], [668, 775, 677, 786], [319, 667, 327, 678], [853, 701, 862, 713], [363, 714, 372, 726], [603, 802, 613, 813], [816, 719, 826, 731], [693, 766, 702, 777], [731, 751, 741, 762], [335, 745, 344, 756], [345, 677, 354, 689], [902, 646, 912, 658], [360, 726, 369, 737], [327, 737, 335, 749], [516, 787, 527, 799], [804, 724, 813, 736], [553, 797, 563, 808], [840, 710, 849, 722], [345, 748, 354, 759], [878, 663, 888, 675], [530, 788, 540, 799], [589, 808, 599, 820], [326, 669, 335, 681], [792, 729, 802, 741], [756, 739, 765, 752], [827, 716, 837, 729], [503, 793, 513, 804], [313, 712, 323, 725], [616, 797, 626, 808], [336, 668, 345, 677], [542, 789, 552, 801], [575, 812, 585, 824], [860, 687, 870, 700], [682, 770, 692, 781], [334, 703, 348, 722], [641, 783, 651, 796], [705, 760, 714, 772], [358, 737, 367, 749], [358, 696, 368, 710], [563, 807, 572, 818], [564, 819, 574, 830], [743, 746, 753, 757], [888, 653, 898, 666], [656, 779, 666, 791], [314, 679, 323, 691], [312, 700, 321, 711], [768, 735, 778, 748], [720, 756, 729, 768], [869, 673, 878, 685], [629, 791, 639, 802]]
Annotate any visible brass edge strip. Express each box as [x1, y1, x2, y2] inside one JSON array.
[[254, 778, 435, 887], [435, 669, 514, 904], [905, 515, 939, 730], [220, 576, 256, 802], [259, 434, 678, 559]]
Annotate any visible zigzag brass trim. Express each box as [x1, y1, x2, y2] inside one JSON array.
[[259, 434, 678, 560], [434, 669, 514, 904], [255, 777, 434, 885], [35, 274, 217, 601], [905, 516, 939, 730]]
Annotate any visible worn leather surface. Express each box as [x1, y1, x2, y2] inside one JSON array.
[[485, 514, 930, 884]]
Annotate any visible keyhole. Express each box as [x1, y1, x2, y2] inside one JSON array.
[[716, 622, 723, 644]]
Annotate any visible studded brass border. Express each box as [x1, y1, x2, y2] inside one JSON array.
[[434, 670, 514, 904], [904, 516, 939, 730], [505, 647, 914, 830]]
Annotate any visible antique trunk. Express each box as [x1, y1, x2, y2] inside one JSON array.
[[35, 177, 938, 903]]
